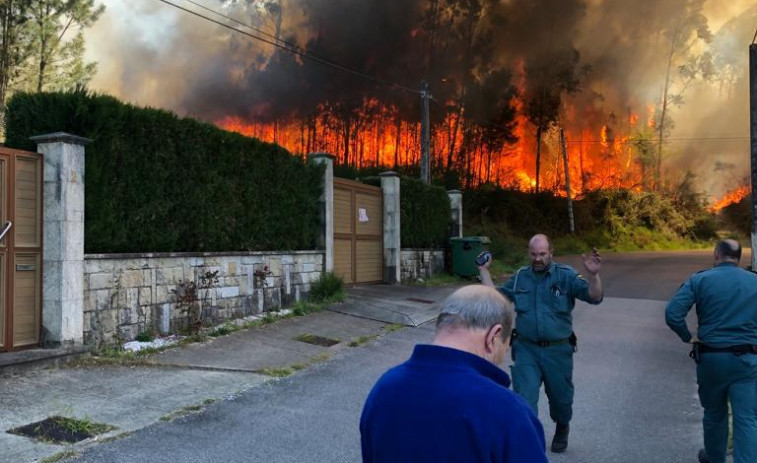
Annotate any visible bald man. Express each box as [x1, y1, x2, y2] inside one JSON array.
[[360, 285, 548, 463], [666, 240, 757, 463], [478, 234, 603, 453]]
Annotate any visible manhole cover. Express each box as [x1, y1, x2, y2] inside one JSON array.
[[8, 416, 115, 444], [406, 297, 435, 304], [294, 334, 340, 347]]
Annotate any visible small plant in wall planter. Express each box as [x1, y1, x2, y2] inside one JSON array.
[[253, 265, 273, 288]]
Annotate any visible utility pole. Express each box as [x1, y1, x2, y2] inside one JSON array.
[[420, 80, 431, 184], [750, 43, 757, 270], [560, 128, 575, 234]]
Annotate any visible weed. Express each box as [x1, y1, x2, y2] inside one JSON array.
[[39, 450, 78, 463], [257, 352, 332, 377], [135, 329, 155, 343], [209, 324, 233, 337], [383, 324, 404, 333], [310, 272, 343, 302], [348, 334, 378, 347]]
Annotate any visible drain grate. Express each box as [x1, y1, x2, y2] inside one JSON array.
[[294, 333, 341, 347], [8, 416, 115, 444], [406, 297, 436, 304]]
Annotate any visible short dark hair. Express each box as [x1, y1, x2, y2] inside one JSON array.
[[716, 240, 741, 261]]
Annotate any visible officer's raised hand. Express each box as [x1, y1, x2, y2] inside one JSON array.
[[477, 251, 496, 287], [581, 247, 602, 275], [580, 247, 603, 302]]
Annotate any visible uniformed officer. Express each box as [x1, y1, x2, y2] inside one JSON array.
[[478, 233, 603, 453], [665, 239, 757, 463]]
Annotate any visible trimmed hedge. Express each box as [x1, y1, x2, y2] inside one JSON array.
[[5, 91, 323, 253], [399, 178, 450, 248]]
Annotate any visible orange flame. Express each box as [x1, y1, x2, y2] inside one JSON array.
[[218, 96, 647, 195], [710, 185, 751, 212]]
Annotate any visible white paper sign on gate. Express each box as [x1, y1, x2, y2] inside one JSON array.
[[358, 208, 369, 222]]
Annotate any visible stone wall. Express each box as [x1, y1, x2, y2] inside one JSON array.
[[400, 249, 445, 282], [83, 251, 324, 345]]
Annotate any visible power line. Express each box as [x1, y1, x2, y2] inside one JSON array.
[[152, 0, 421, 94], [181, 0, 307, 57]]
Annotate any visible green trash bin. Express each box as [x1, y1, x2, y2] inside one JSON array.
[[450, 236, 490, 277]]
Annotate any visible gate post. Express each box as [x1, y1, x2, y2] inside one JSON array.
[[308, 153, 334, 273], [31, 132, 90, 346], [447, 189, 463, 238], [380, 172, 401, 284]]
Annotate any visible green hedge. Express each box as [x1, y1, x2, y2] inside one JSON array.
[[5, 91, 323, 253], [399, 178, 450, 248]]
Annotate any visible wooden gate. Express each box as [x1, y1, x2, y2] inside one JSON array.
[[333, 178, 383, 285], [0, 147, 43, 352]]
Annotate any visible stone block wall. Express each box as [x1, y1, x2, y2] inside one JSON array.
[[400, 249, 445, 282], [82, 251, 324, 345]]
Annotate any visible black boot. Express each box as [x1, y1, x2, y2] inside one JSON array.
[[551, 423, 569, 453], [697, 449, 709, 463]]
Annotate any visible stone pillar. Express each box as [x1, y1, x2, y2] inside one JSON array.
[[448, 189, 463, 238], [308, 153, 334, 272], [31, 132, 90, 346], [380, 172, 401, 284]]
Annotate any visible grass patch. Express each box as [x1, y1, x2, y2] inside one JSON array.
[[348, 334, 379, 347], [208, 324, 233, 337], [39, 450, 79, 463], [383, 324, 405, 333], [9, 416, 115, 445], [257, 352, 332, 378]]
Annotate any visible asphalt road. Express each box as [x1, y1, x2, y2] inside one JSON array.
[[68, 250, 750, 463]]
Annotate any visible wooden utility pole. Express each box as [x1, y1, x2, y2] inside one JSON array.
[[420, 81, 431, 184], [560, 128, 575, 234], [750, 43, 757, 270]]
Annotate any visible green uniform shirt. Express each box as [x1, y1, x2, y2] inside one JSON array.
[[499, 262, 602, 341], [665, 262, 757, 347]]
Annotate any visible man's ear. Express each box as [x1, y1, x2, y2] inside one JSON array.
[[486, 324, 503, 352]]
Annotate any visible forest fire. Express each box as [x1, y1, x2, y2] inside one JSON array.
[[218, 97, 646, 196], [710, 185, 751, 212]]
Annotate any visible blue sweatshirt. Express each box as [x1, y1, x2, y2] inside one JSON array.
[[360, 344, 547, 463]]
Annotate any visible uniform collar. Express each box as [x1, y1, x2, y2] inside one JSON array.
[[409, 344, 511, 388], [715, 262, 738, 268]]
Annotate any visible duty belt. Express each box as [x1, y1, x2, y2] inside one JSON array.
[[699, 344, 757, 355], [690, 343, 757, 363], [518, 337, 572, 348]]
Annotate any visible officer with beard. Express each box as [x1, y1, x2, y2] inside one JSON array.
[[478, 234, 603, 453]]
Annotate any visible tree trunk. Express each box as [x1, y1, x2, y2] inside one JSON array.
[[393, 118, 401, 168], [656, 20, 681, 190], [535, 126, 543, 193]]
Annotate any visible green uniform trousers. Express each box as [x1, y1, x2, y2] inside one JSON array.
[[697, 352, 757, 463], [511, 339, 574, 424]]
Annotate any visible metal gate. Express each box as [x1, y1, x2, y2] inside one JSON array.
[[0, 147, 43, 352], [333, 178, 383, 285]]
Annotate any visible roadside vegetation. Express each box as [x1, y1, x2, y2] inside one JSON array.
[[68, 273, 345, 367]]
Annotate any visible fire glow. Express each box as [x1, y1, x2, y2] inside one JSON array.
[[710, 185, 751, 212], [219, 97, 646, 197]]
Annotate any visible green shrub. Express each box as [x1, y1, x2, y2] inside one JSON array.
[[135, 329, 155, 343], [5, 91, 323, 253], [309, 272, 343, 302]]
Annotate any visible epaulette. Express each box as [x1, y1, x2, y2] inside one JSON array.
[[554, 263, 577, 273]]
